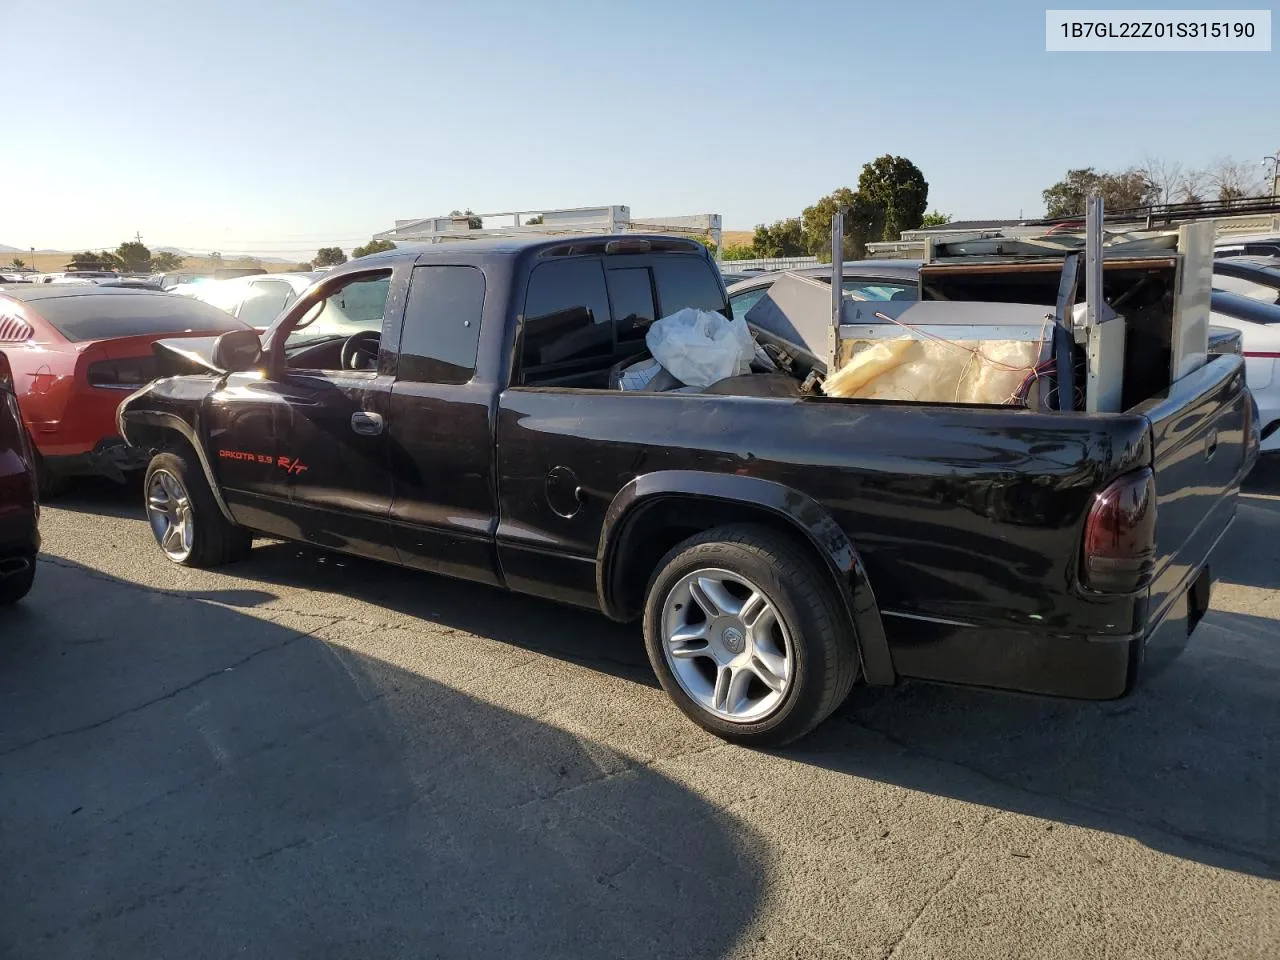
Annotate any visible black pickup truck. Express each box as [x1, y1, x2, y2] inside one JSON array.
[[118, 237, 1257, 745]]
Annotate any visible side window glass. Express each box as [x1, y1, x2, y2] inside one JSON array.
[[652, 256, 728, 317], [606, 267, 655, 343], [398, 266, 485, 384], [521, 259, 613, 370]]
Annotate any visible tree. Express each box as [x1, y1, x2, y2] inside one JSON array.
[[525, 215, 544, 226], [67, 250, 121, 271], [801, 187, 858, 261], [855, 154, 929, 242], [351, 238, 396, 259], [799, 156, 930, 262], [1206, 157, 1266, 202], [114, 240, 152, 273], [920, 211, 952, 227], [721, 245, 757, 261], [313, 246, 348, 267], [150, 251, 184, 271], [1041, 167, 1158, 218], [750, 218, 808, 258], [1138, 156, 1183, 205], [9, 258, 25, 269], [209, 252, 223, 266], [449, 209, 483, 229]]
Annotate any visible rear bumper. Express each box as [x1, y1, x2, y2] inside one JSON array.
[[45, 436, 150, 483], [886, 505, 1233, 701]]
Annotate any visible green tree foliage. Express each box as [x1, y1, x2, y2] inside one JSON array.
[[856, 155, 929, 243], [920, 211, 952, 227], [9, 258, 25, 269], [150, 251, 185, 271], [209, 252, 223, 265], [1041, 167, 1159, 218], [801, 187, 858, 261], [67, 250, 122, 271], [720, 245, 757, 261], [449, 209, 483, 229], [801, 157, 929, 261], [751, 218, 808, 258], [313, 246, 348, 267], [114, 240, 152, 273], [351, 238, 396, 259], [525, 215, 544, 225]]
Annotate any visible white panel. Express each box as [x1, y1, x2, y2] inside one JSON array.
[[1173, 221, 1214, 381], [1086, 317, 1126, 412]]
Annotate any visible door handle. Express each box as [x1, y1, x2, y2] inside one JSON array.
[[350, 411, 385, 436]]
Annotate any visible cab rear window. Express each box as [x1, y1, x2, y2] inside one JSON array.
[[31, 293, 249, 342]]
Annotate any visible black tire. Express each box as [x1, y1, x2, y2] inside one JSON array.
[[0, 556, 36, 605], [144, 446, 252, 568], [642, 523, 860, 747]]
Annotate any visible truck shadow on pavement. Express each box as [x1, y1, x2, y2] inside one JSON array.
[[798, 605, 1280, 881], [0, 559, 763, 960]]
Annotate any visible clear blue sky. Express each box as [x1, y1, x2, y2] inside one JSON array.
[[2, 0, 1275, 257]]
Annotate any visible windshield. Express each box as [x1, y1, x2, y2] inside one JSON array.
[[32, 293, 250, 342]]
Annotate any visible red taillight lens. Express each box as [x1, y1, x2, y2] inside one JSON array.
[[87, 356, 156, 389], [1082, 467, 1157, 594]]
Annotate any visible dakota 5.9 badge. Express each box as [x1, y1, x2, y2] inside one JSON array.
[[219, 449, 309, 475]]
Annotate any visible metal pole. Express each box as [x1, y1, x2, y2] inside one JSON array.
[[830, 210, 844, 335], [1084, 193, 1104, 339]]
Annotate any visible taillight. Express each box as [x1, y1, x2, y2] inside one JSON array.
[[87, 357, 156, 390], [1082, 467, 1157, 594]]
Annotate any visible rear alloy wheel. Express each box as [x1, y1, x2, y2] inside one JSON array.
[[660, 568, 794, 723], [643, 524, 860, 746], [144, 447, 252, 568]]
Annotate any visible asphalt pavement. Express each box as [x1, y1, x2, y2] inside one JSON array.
[[2, 463, 1278, 959]]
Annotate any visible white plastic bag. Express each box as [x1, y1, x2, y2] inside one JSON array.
[[645, 308, 755, 388]]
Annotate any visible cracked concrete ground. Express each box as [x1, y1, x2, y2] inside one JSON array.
[[3, 461, 1279, 959]]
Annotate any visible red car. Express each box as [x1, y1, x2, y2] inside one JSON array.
[[0, 349, 38, 604], [0, 286, 250, 495]]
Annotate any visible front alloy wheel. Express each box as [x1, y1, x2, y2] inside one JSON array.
[[661, 568, 794, 723], [146, 468, 194, 562]]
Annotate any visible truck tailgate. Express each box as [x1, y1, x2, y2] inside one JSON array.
[[1136, 354, 1252, 634]]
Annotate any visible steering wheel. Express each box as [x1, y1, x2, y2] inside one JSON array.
[[340, 331, 381, 371]]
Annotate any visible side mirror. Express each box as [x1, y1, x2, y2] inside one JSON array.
[[212, 328, 264, 373]]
